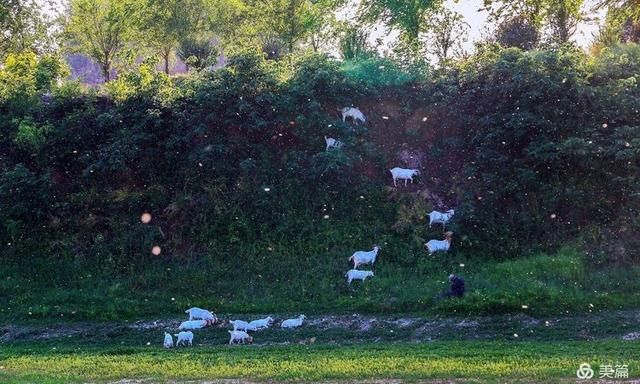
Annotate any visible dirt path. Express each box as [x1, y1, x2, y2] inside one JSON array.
[[2, 310, 640, 346]]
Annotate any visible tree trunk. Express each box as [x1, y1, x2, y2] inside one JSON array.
[[162, 46, 171, 75], [102, 62, 110, 82], [102, 52, 111, 82]]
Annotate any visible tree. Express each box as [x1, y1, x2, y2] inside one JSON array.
[[338, 24, 372, 60], [0, 0, 52, 58], [176, 36, 218, 70], [425, 7, 469, 67], [138, 0, 191, 74], [483, 0, 584, 44], [494, 16, 540, 50], [594, 0, 640, 22], [546, 0, 583, 44], [247, 0, 342, 56], [64, 0, 137, 82], [591, 2, 640, 53], [358, 0, 442, 54]]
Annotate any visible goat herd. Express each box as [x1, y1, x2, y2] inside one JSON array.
[[160, 106, 458, 348], [331, 107, 457, 257], [163, 307, 306, 348]]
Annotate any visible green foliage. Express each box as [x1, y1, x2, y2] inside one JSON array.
[[0, 0, 53, 59], [358, 0, 442, 48], [13, 117, 51, 150], [0, 164, 52, 242], [248, 0, 343, 55], [34, 55, 69, 92], [64, 0, 139, 81], [0, 51, 37, 108], [176, 36, 218, 70], [342, 56, 426, 88], [493, 17, 540, 50], [1, 46, 640, 320], [427, 46, 640, 258], [104, 61, 178, 103], [338, 25, 372, 61]]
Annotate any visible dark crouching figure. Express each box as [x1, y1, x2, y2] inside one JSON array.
[[445, 273, 465, 298]]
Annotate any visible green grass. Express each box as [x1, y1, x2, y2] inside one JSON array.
[[3, 246, 640, 322], [5, 244, 640, 321], [0, 341, 637, 383]]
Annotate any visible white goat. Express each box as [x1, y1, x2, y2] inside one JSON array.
[[428, 209, 455, 229], [340, 107, 366, 124], [178, 319, 213, 330], [185, 307, 217, 322], [349, 246, 380, 269], [324, 136, 343, 151], [174, 331, 193, 347], [228, 330, 253, 344], [425, 231, 454, 255], [249, 316, 274, 330], [230, 320, 257, 332], [163, 332, 174, 348], [345, 269, 374, 285], [389, 167, 420, 186], [281, 315, 306, 328]]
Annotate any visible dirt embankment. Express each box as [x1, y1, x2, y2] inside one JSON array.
[[2, 310, 640, 345]]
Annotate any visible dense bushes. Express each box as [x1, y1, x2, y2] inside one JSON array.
[[430, 44, 640, 259], [0, 46, 639, 278]]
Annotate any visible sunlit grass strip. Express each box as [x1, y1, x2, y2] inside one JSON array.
[[1, 341, 638, 382]]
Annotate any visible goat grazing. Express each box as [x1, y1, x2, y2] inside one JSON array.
[[425, 231, 454, 255], [249, 316, 274, 330], [345, 269, 374, 285], [281, 315, 306, 328], [163, 332, 174, 348], [178, 319, 213, 330], [389, 167, 420, 187], [228, 330, 253, 344], [185, 307, 217, 322], [230, 320, 257, 332], [340, 107, 366, 124], [428, 209, 455, 229], [349, 246, 380, 269], [174, 331, 193, 347], [324, 136, 343, 151]]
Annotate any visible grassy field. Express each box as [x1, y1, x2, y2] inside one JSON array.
[[3, 246, 640, 383], [0, 340, 638, 383], [3, 247, 640, 322]]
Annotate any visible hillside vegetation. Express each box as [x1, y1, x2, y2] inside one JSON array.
[[1, 45, 639, 320]]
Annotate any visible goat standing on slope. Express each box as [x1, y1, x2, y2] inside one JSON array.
[[324, 136, 343, 151], [389, 167, 420, 187], [425, 231, 454, 255], [178, 319, 213, 330], [428, 209, 455, 230], [340, 107, 366, 124], [345, 269, 374, 285], [163, 332, 174, 348], [230, 320, 257, 332], [281, 315, 306, 328], [349, 245, 380, 269], [249, 317, 274, 330], [228, 330, 253, 344], [185, 307, 217, 323], [175, 331, 193, 347]]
